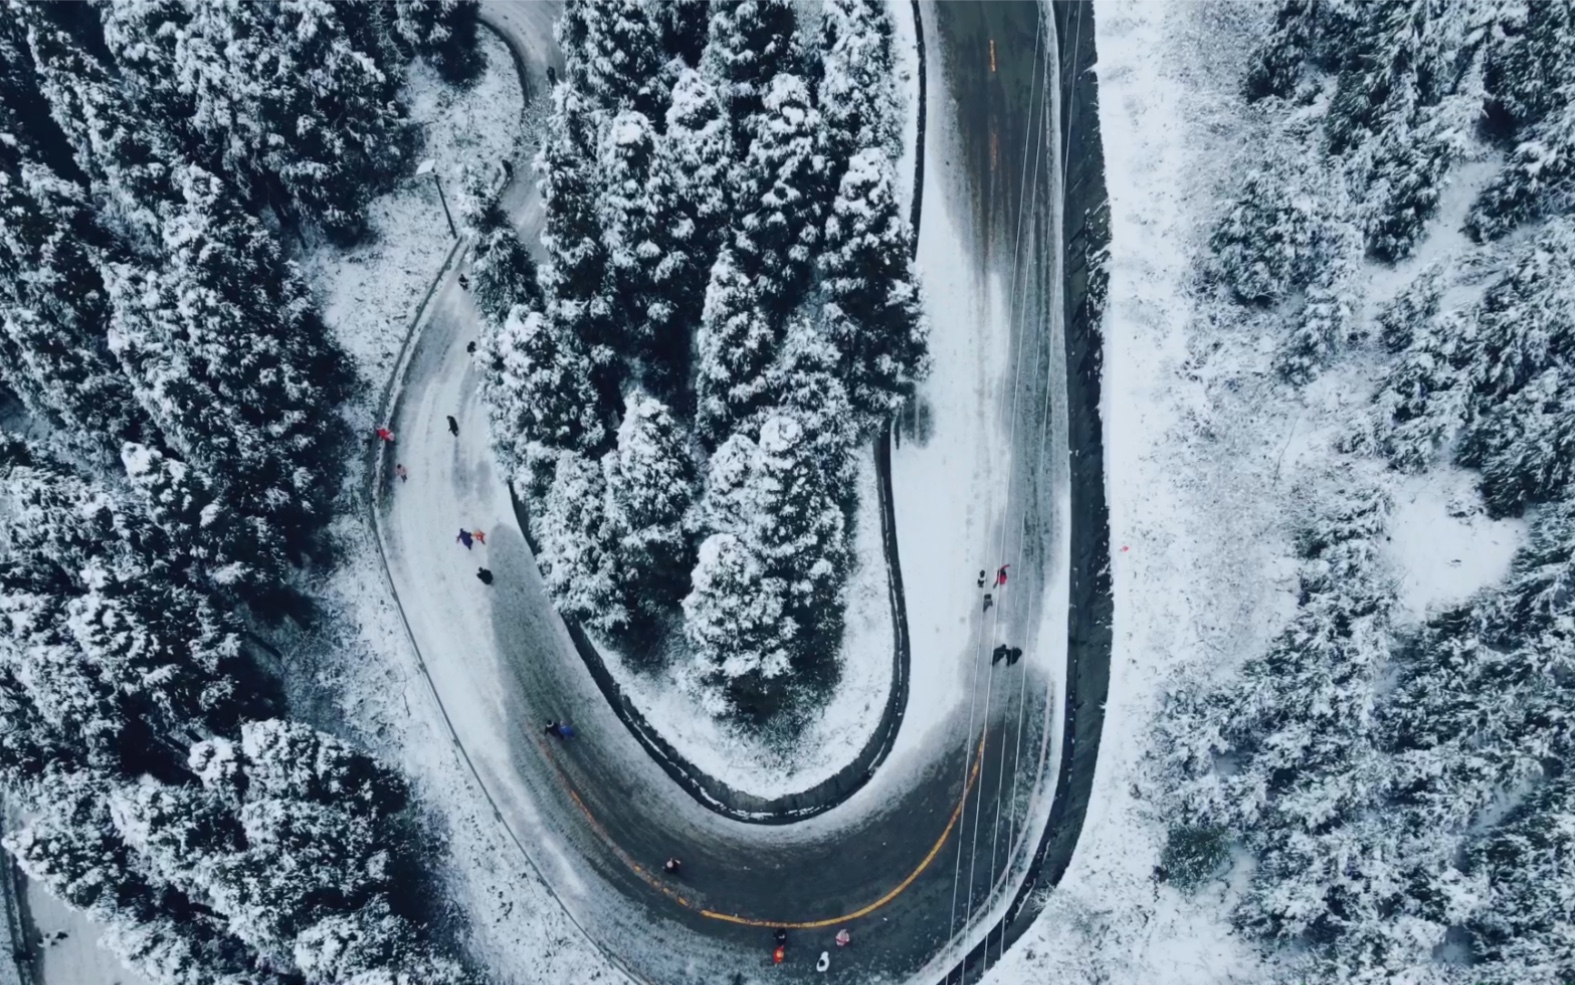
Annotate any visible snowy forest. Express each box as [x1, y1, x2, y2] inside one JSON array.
[[475, 0, 928, 721], [1155, 3, 1575, 984], [0, 1, 483, 982]]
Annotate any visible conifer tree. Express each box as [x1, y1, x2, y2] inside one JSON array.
[[694, 248, 778, 442], [659, 67, 734, 263], [607, 393, 698, 617], [105, 166, 349, 557], [391, 0, 482, 84], [536, 451, 626, 636], [731, 72, 829, 313], [0, 101, 143, 455], [682, 531, 792, 704], [817, 0, 900, 170], [702, 0, 803, 153], [819, 148, 929, 423], [471, 224, 543, 326]]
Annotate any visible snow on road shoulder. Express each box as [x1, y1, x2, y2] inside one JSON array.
[[986, 3, 1277, 982], [302, 29, 522, 438], [890, 0, 920, 217]]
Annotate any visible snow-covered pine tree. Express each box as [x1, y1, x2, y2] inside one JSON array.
[[741, 414, 848, 649], [391, 0, 482, 84], [659, 67, 734, 266], [731, 72, 829, 315], [598, 109, 696, 398], [1208, 140, 1338, 304], [110, 721, 468, 984], [691, 430, 756, 538], [535, 451, 626, 636], [1157, 482, 1398, 952], [105, 166, 349, 559], [0, 93, 144, 456], [694, 247, 779, 442], [607, 393, 698, 618], [1463, 769, 1575, 983], [4, 767, 274, 985], [682, 531, 793, 712], [1455, 220, 1575, 515], [1357, 308, 1473, 473], [0, 436, 249, 771], [1468, 1, 1575, 240], [560, 0, 668, 122], [484, 304, 605, 497], [1375, 261, 1445, 352], [121, 442, 285, 607], [763, 313, 858, 485], [1241, 0, 1485, 260], [19, 5, 168, 250], [702, 0, 804, 154], [655, 0, 709, 68], [817, 0, 900, 171], [471, 224, 543, 326], [1275, 274, 1356, 384], [101, 0, 411, 243], [537, 77, 621, 376], [819, 148, 929, 424]]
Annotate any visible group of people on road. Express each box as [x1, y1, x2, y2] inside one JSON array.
[[979, 565, 1026, 667], [770, 926, 851, 971], [374, 335, 495, 587]]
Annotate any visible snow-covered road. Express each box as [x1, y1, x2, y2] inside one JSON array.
[[370, 2, 1074, 981]]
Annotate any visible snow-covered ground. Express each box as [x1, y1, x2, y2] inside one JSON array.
[[300, 29, 522, 437], [984, 4, 1529, 984], [25, 882, 152, 985]]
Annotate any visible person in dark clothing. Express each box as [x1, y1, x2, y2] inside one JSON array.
[[773, 928, 788, 946], [544, 721, 562, 737], [458, 273, 470, 289], [976, 569, 986, 588], [1007, 646, 1023, 666], [983, 593, 993, 613], [992, 644, 1010, 665], [447, 415, 459, 436], [663, 857, 682, 874], [476, 567, 493, 585], [457, 529, 474, 549], [466, 340, 477, 355]]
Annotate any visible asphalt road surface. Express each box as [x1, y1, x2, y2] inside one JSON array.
[[375, 3, 1069, 982]]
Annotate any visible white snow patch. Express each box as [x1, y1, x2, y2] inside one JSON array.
[[1386, 469, 1525, 623], [24, 879, 152, 985]]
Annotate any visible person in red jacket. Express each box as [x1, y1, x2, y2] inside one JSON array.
[[376, 427, 395, 442], [995, 564, 1010, 587]]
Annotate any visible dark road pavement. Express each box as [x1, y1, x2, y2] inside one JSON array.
[[373, 3, 1077, 982]]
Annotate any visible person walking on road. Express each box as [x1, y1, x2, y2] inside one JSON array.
[[983, 592, 993, 613], [376, 426, 395, 443], [457, 529, 474, 550], [544, 721, 562, 738], [1007, 646, 1023, 666], [447, 415, 459, 437], [394, 463, 408, 483], [835, 929, 850, 948], [663, 858, 682, 874], [473, 529, 486, 545], [976, 569, 986, 588], [466, 340, 477, 355], [992, 643, 1010, 665], [995, 564, 1011, 587], [476, 567, 493, 585]]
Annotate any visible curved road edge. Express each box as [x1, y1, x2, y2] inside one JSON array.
[[519, 2, 930, 824], [940, 2, 1113, 981]]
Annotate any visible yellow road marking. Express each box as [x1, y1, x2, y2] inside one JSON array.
[[544, 728, 991, 928]]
